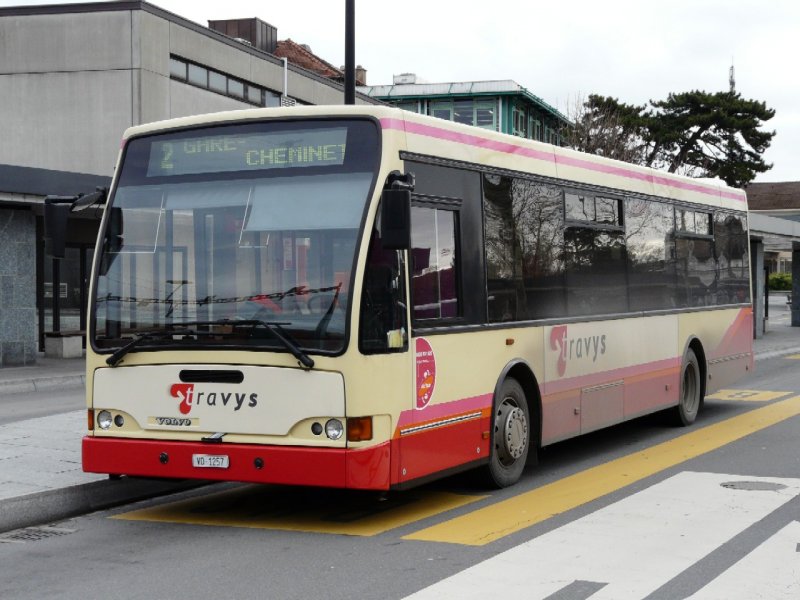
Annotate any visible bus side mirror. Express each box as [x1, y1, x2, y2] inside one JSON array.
[[380, 188, 411, 250], [43, 196, 74, 259], [44, 188, 107, 258]]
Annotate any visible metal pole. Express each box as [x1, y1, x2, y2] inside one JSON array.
[[52, 258, 61, 333], [344, 0, 355, 105], [282, 57, 288, 100]]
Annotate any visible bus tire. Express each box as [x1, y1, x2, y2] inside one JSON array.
[[673, 348, 702, 426], [485, 378, 530, 488]]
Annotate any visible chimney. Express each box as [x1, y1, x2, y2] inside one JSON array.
[[208, 17, 278, 54], [355, 65, 367, 86]]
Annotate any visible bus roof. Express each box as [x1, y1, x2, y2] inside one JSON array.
[[122, 105, 746, 211]]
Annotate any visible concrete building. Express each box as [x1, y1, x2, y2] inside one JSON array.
[[359, 74, 570, 144], [0, 1, 376, 366]]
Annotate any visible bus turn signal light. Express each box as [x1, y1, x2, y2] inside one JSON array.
[[347, 417, 373, 442], [88, 409, 94, 431]]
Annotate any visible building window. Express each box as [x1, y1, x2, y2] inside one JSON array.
[[208, 71, 227, 93], [187, 63, 208, 87], [228, 78, 244, 98], [453, 99, 474, 125], [475, 101, 496, 130], [529, 118, 542, 141], [513, 106, 527, 138], [264, 91, 281, 107], [394, 101, 419, 113], [431, 100, 453, 121], [169, 55, 280, 108], [428, 98, 497, 130], [169, 57, 187, 80]]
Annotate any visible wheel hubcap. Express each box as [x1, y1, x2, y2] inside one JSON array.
[[495, 399, 528, 465]]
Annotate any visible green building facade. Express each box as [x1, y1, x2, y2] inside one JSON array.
[[359, 74, 570, 144]]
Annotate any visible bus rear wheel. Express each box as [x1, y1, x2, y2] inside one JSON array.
[[673, 348, 702, 426], [485, 378, 530, 488]]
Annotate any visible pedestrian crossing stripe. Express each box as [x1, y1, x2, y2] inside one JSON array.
[[706, 389, 792, 402], [688, 520, 800, 599], [402, 473, 800, 599]]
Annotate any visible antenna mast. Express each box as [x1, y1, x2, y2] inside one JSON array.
[[729, 63, 736, 93]]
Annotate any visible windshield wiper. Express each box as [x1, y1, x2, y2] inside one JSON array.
[[105, 328, 197, 367], [104, 319, 315, 369], [233, 319, 315, 369], [159, 318, 314, 369]]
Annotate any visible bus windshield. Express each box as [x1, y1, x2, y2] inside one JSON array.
[[92, 119, 380, 355]]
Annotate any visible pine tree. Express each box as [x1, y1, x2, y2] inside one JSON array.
[[565, 91, 775, 187]]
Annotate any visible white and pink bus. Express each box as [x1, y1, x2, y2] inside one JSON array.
[[56, 105, 752, 489]]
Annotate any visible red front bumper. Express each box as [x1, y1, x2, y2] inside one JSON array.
[[83, 436, 391, 490]]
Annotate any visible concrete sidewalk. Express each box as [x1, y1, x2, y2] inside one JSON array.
[[1, 304, 799, 534]]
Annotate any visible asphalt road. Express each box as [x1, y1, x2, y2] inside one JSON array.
[[1, 353, 799, 600], [0, 387, 84, 426]]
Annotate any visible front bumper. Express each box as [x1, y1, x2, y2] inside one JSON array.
[[83, 436, 391, 490]]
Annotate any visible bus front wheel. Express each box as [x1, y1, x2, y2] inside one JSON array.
[[673, 348, 702, 426], [485, 378, 530, 488]]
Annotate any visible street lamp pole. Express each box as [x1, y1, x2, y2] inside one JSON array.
[[344, 0, 355, 105]]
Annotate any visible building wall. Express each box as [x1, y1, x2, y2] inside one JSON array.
[[0, 208, 37, 366], [0, 11, 135, 176], [0, 6, 362, 178]]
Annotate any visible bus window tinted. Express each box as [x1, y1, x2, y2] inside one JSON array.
[[411, 207, 459, 320], [483, 175, 565, 321]]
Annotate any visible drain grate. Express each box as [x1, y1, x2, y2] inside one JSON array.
[[0, 525, 76, 544], [720, 481, 788, 492]]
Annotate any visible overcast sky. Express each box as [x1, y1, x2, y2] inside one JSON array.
[[9, 0, 799, 183]]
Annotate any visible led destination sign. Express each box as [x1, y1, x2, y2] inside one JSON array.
[[146, 127, 347, 177]]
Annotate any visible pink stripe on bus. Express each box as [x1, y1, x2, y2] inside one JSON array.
[[380, 117, 746, 203]]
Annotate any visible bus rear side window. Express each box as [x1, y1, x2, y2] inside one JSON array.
[[411, 206, 459, 321]]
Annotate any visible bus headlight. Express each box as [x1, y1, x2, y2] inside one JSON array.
[[97, 410, 113, 430], [325, 419, 344, 440]]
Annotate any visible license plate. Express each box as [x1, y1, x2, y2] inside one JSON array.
[[192, 454, 229, 469]]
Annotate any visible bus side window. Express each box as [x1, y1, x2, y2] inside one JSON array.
[[410, 206, 459, 321], [359, 224, 408, 353]]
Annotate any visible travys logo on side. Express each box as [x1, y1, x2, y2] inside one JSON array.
[[415, 338, 436, 409], [549, 325, 607, 377], [169, 383, 258, 415]]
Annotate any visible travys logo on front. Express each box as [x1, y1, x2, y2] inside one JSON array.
[[169, 383, 258, 415], [549, 325, 607, 377]]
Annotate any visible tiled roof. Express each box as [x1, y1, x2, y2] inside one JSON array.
[[746, 181, 800, 210], [274, 39, 343, 81]]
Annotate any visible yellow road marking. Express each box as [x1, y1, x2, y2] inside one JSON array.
[[404, 395, 800, 546], [706, 389, 792, 402], [785, 354, 800, 360], [113, 485, 485, 536]]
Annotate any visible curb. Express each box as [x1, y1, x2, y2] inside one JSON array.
[[0, 477, 210, 535], [754, 346, 800, 361], [0, 375, 85, 394]]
